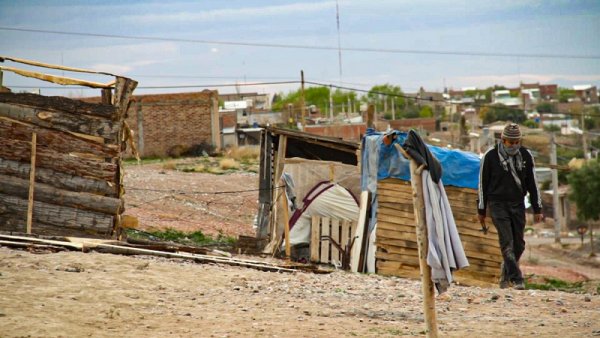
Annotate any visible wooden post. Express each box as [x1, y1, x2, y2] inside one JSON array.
[[300, 70, 306, 130], [26, 133, 37, 234], [550, 133, 561, 243], [367, 104, 375, 129], [281, 185, 292, 259], [395, 143, 438, 338]]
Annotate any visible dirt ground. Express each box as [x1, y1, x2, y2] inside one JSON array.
[[121, 159, 259, 238], [1, 158, 600, 337]]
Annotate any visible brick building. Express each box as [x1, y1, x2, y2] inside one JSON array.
[[128, 90, 220, 157]]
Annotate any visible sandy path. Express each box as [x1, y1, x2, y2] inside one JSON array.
[[1, 247, 599, 338]]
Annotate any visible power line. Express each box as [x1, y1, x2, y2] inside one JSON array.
[[2, 26, 600, 60], [8, 80, 299, 90], [125, 186, 284, 195]]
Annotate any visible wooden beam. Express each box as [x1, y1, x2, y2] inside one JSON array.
[[0, 137, 117, 181], [0, 102, 119, 143], [395, 143, 438, 338], [0, 92, 117, 119], [0, 66, 113, 88], [0, 159, 117, 197], [26, 133, 36, 234], [0, 174, 122, 214], [350, 191, 369, 272], [0, 193, 114, 233]]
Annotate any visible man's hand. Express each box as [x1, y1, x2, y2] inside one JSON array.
[[478, 214, 488, 234], [534, 213, 543, 223]]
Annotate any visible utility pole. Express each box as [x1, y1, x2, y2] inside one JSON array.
[[329, 85, 334, 122], [550, 132, 561, 243], [300, 70, 306, 130], [391, 98, 396, 120], [581, 111, 588, 160]]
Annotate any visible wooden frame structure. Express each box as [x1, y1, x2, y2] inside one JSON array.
[[0, 56, 137, 237]]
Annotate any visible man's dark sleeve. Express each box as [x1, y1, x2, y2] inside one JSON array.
[[524, 149, 543, 214], [477, 151, 490, 216]]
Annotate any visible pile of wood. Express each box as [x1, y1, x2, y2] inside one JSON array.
[[375, 178, 502, 286], [0, 80, 135, 237]]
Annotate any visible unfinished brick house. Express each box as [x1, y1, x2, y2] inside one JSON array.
[[127, 91, 221, 157]]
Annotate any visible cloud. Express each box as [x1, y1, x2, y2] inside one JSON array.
[[453, 73, 600, 88], [125, 1, 336, 24], [65, 42, 179, 74], [88, 63, 132, 74]]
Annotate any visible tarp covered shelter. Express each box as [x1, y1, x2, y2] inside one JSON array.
[[257, 126, 503, 286]]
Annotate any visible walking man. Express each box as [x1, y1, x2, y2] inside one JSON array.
[[478, 123, 543, 289]]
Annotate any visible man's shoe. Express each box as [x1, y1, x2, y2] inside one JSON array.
[[513, 281, 525, 290], [499, 280, 510, 289]]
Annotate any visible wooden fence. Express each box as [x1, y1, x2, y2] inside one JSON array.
[[375, 178, 503, 286], [310, 216, 356, 267]]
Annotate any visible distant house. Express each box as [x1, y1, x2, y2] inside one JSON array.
[[573, 85, 599, 104], [539, 84, 558, 101], [219, 92, 271, 111], [492, 89, 521, 107]]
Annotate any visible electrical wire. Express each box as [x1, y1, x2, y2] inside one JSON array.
[[125, 185, 284, 195], [2, 26, 599, 60]]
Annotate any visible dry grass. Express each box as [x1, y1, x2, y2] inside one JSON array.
[[219, 158, 240, 170], [226, 146, 260, 162], [162, 160, 177, 170]]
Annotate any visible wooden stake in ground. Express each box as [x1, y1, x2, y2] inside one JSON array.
[[395, 143, 438, 338], [281, 182, 292, 259], [26, 132, 37, 234]]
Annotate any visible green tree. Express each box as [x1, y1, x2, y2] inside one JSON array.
[[536, 102, 556, 114], [366, 84, 405, 116], [482, 104, 526, 124], [272, 86, 331, 114], [419, 105, 433, 118], [558, 88, 576, 103], [568, 159, 600, 255]]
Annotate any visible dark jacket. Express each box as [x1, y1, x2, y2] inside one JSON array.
[[477, 144, 542, 216]]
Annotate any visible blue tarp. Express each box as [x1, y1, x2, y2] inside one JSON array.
[[361, 128, 481, 190]]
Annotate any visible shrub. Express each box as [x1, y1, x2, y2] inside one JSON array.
[[219, 158, 240, 170]]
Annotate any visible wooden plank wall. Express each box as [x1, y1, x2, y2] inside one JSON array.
[[376, 178, 502, 286], [0, 88, 134, 238], [310, 216, 356, 266]]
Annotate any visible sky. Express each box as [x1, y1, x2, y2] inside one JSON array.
[[1, 0, 599, 98]]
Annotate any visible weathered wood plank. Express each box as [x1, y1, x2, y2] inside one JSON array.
[[0, 137, 117, 181], [0, 92, 116, 119], [0, 159, 117, 197], [310, 216, 320, 262], [0, 193, 114, 233], [0, 102, 119, 143], [330, 218, 340, 263], [0, 174, 122, 214], [0, 117, 118, 158], [320, 217, 330, 263]]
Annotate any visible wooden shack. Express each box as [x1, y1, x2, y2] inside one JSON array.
[[376, 178, 502, 286], [0, 56, 136, 238]]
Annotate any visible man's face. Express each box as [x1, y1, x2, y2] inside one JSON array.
[[502, 138, 521, 147], [502, 138, 522, 155]]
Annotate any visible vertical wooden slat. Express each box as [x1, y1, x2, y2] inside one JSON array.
[[340, 219, 350, 255], [320, 217, 330, 263], [310, 216, 320, 262], [26, 132, 37, 234], [330, 218, 340, 263], [282, 190, 291, 259], [351, 191, 369, 272]]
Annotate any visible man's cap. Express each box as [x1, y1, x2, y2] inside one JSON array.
[[502, 123, 522, 140]]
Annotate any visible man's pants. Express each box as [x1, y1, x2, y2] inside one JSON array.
[[489, 200, 526, 283]]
